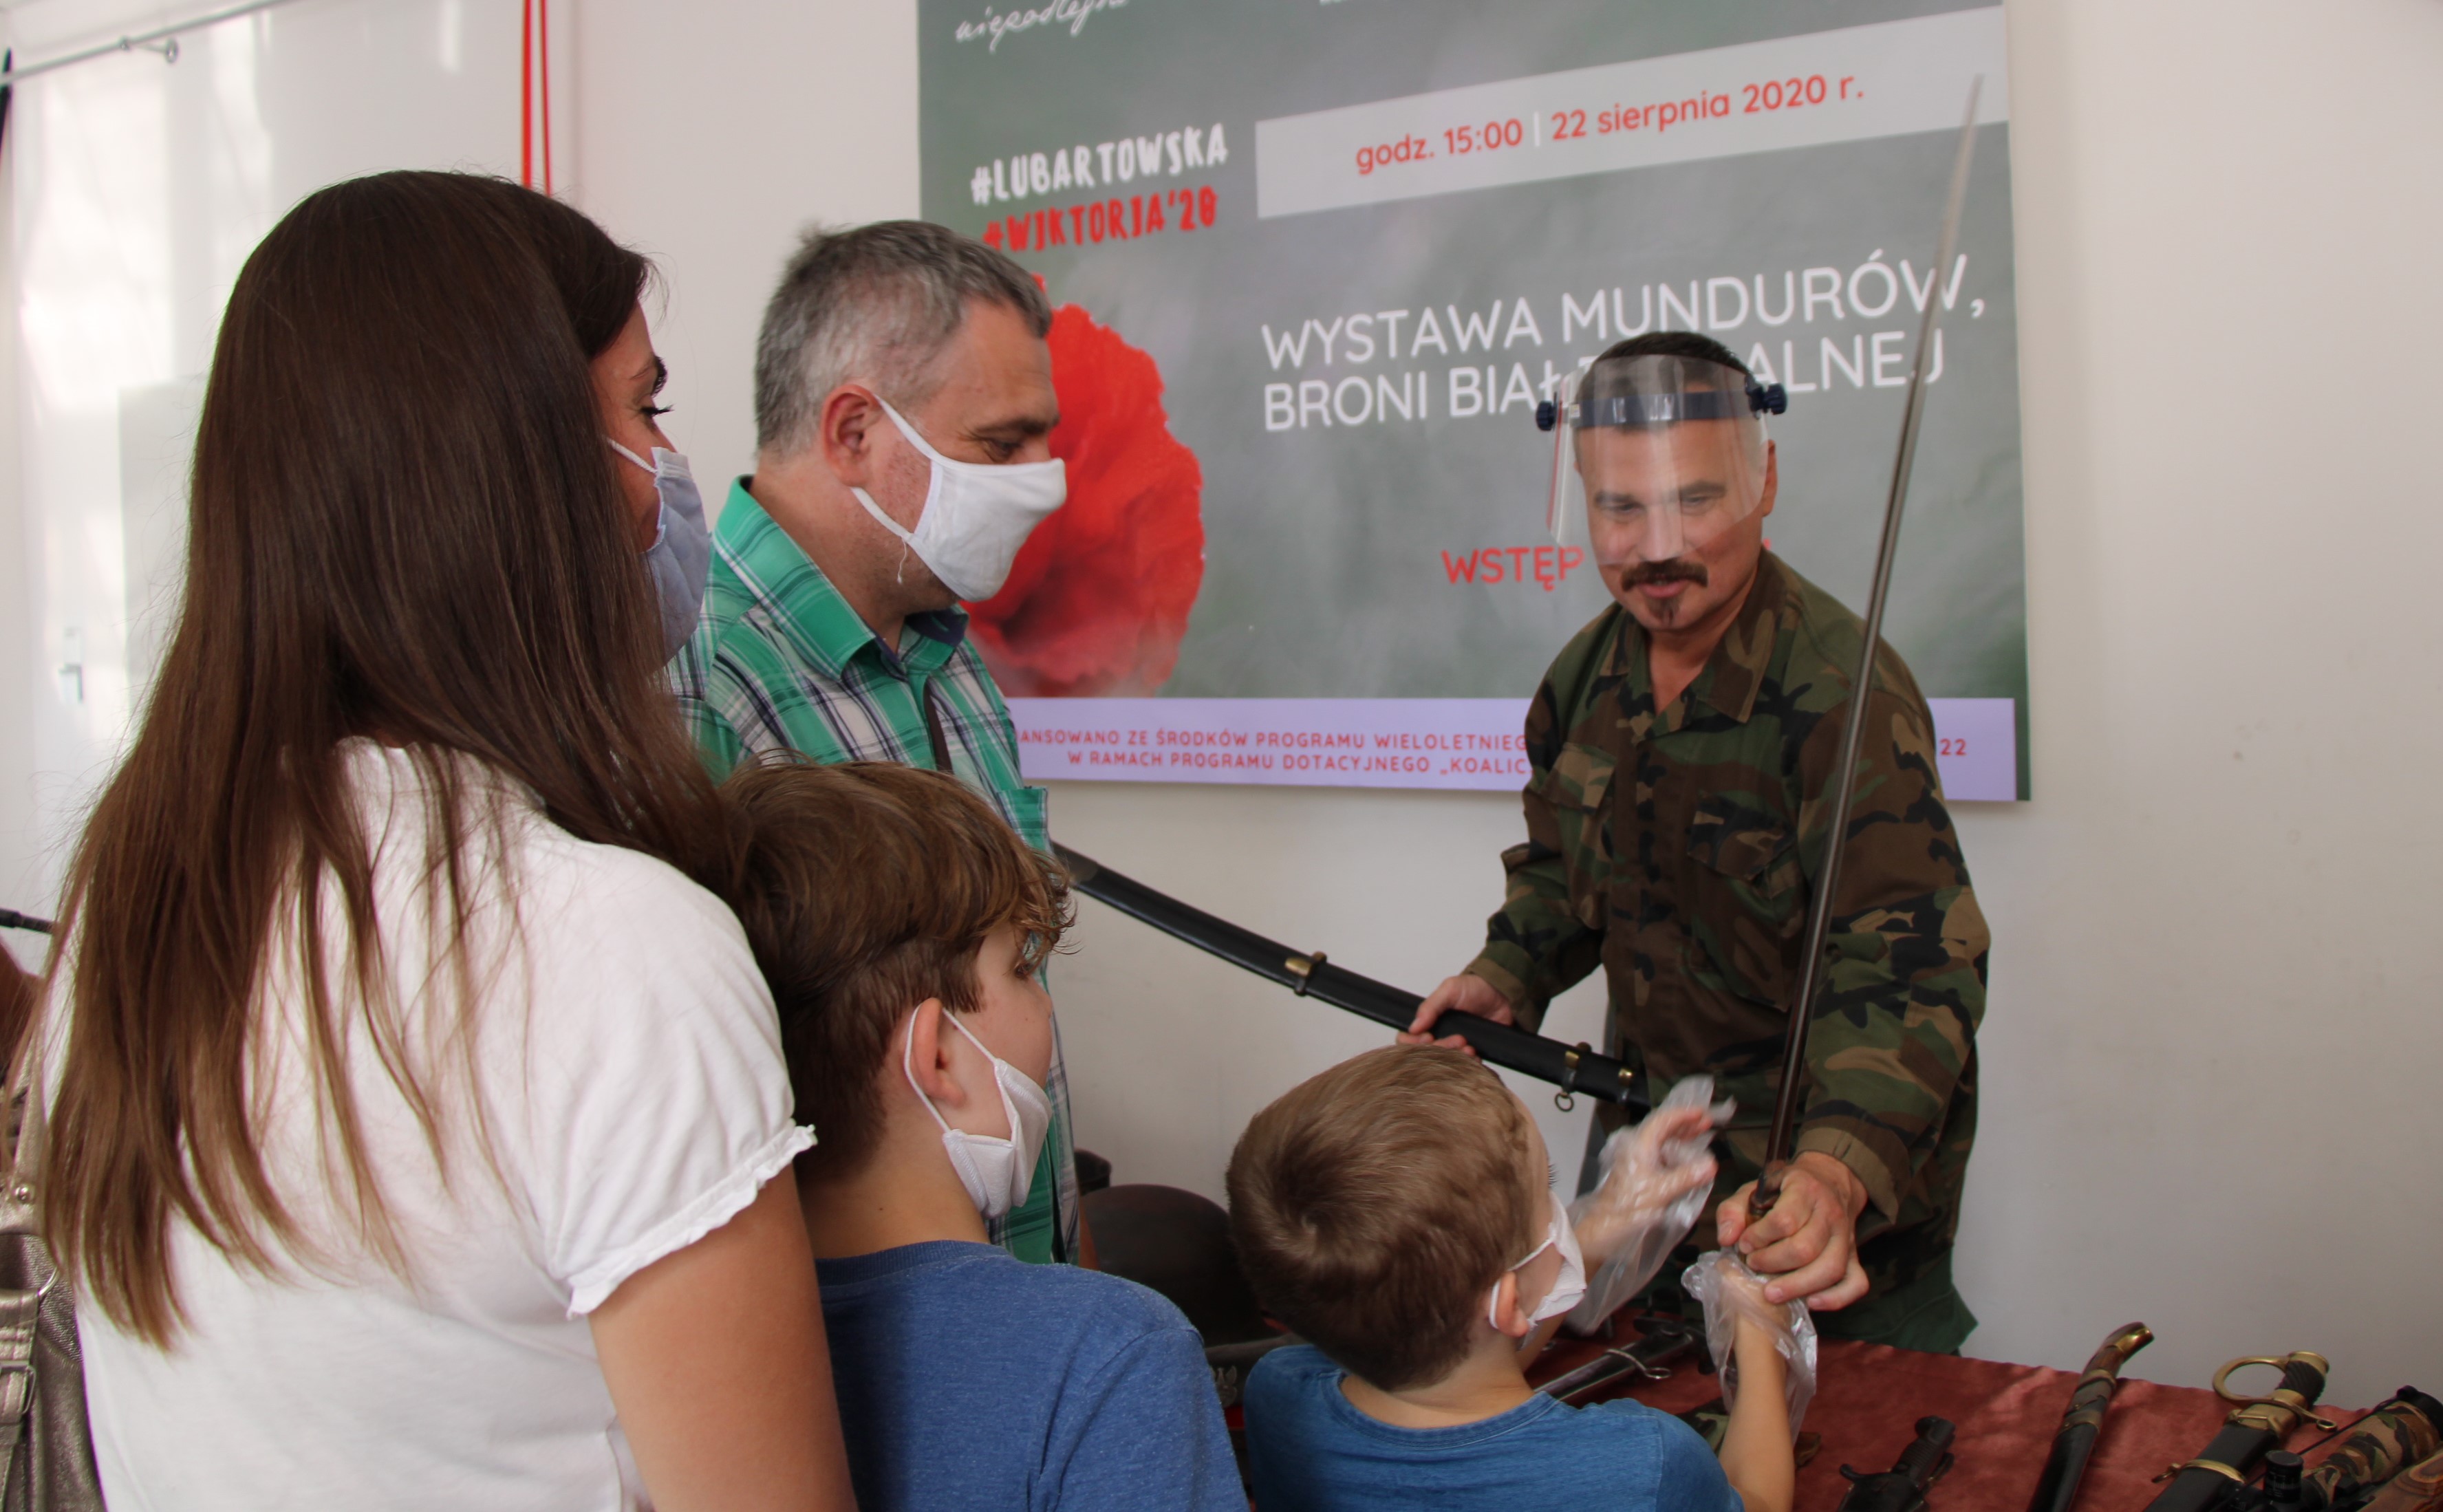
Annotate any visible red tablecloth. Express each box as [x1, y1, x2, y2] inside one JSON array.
[[1530, 1335, 2364, 1512]]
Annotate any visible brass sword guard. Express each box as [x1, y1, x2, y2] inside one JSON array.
[[2213, 1354, 2339, 1433]]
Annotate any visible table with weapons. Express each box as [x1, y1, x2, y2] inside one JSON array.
[[1520, 1316, 2440, 1512]]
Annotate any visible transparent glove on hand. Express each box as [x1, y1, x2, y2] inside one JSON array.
[[1683, 1247, 1817, 1439], [1562, 1076, 1731, 1333]]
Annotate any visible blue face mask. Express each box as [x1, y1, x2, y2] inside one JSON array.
[[611, 440, 710, 661]]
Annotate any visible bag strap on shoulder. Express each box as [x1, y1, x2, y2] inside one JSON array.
[[0, 1000, 54, 1499]]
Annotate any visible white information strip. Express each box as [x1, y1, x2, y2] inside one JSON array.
[[1255, 8, 2007, 220], [1012, 696, 2019, 801]]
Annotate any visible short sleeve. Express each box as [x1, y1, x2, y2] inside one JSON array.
[[501, 840, 810, 1317], [1044, 1319, 1242, 1512], [1630, 1405, 1745, 1512]]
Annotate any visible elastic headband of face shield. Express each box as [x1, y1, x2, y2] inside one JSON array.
[[1538, 353, 1787, 438], [1539, 353, 1785, 549]]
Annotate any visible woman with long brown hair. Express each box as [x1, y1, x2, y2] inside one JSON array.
[[27, 172, 853, 1510]]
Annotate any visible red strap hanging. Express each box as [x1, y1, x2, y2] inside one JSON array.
[[517, 0, 555, 192], [538, 0, 552, 193], [518, 0, 532, 186]]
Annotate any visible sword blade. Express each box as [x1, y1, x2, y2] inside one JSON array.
[[1759, 80, 1986, 1179]]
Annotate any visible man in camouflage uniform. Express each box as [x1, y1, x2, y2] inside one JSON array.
[[1408, 331, 1987, 1352]]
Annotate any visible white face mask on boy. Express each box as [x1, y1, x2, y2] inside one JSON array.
[[849, 396, 1066, 602], [901, 1010, 1053, 1221], [1488, 1190, 1589, 1330]]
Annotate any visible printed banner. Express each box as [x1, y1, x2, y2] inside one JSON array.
[[921, 0, 2030, 797], [1009, 696, 2017, 800]]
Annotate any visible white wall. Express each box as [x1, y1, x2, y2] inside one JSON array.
[[570, 0, 918, 499], [0, 0, 544, 975], [4, 0, 2439, 1407], [1955, 0, 2443, 1400]]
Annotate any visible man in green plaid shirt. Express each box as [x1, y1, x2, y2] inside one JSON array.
[[674, 222, 1081, 1265]]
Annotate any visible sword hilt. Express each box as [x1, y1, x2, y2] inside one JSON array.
[[1747, 1158, 1790, 1222]]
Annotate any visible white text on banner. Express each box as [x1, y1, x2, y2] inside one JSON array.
[[1255, 8, 2008, 220]]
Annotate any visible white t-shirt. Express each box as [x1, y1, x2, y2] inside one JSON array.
[[43, 743, 810, 1512]]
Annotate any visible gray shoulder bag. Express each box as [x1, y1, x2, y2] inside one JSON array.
[[0, 1025, 107, 1510]]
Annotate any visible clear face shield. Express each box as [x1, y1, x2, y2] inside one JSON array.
[[1537, 354, 1786, 570]]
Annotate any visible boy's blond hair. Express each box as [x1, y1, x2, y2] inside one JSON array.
[[1226, 1046, 1542, 1390]]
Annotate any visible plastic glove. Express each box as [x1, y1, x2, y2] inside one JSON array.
[[1683, 1247, 1817, 1438], [1562, 1075, 1731, 1333]]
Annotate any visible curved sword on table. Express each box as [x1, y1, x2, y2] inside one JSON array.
[[2027, 1321, 2155, 1512], [1748, 79, 1986, 1222]]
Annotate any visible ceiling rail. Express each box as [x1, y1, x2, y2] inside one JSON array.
[[1, 0, 314, 86]]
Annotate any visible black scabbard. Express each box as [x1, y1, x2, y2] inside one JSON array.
[[1838, 1416, 1957, 1512], [1055, 845, 1650, 1113], [1538, 1317, 1699, 1403], [2027, 1322, 2154, 1512], [2146, 1354, 2330, 1512]]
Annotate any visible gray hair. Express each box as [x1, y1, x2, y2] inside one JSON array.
[[753, 220, 1053, 457]]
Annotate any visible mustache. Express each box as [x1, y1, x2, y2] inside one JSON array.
[[1623, 559, 1710, 587]]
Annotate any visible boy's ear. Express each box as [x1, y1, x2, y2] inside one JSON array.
[[1487, 1272, 1535, 1341], [902, 999, 970, 1110]]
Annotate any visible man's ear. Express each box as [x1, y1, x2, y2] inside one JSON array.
[[902, 999, 971, 1110], [1757, 440, 1779, 519], [818, 384, 884, 489]]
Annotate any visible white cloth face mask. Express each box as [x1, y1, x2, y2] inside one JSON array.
[[1488, 1189, 1589, 1330], [610, 440, 711, 661], [901, 1009, 1053, 1221], [849, 396, 1066, 602]]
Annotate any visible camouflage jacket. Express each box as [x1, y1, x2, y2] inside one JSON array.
[[1466, 551, 1988, 1290]]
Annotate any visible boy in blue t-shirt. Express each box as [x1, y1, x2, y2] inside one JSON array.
[[722, 760, 1239, 1512], [1227, 1046, 1796, 1512]]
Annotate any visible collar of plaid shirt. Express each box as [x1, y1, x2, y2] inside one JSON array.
[[673, 480, 1046, 849], [671, 479, 1073, 1264], [722, 482, 971, 683]]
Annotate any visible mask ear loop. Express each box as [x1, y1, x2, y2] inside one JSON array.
[[1487, 1194, 1567, 1328], [883, 419, 916, 585], [906, 1008, 1026, 1145], [940, 1012, 1024, 1145], [901, 1012, 957, 1137], [844, 386, 923, 587]]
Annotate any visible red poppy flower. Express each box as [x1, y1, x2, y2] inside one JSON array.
[[965, 303, 1205, 697]]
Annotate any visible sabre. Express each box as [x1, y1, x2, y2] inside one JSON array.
[[1750, 78, 1985, 1220], [1055, 845, 1651, 1113], [1537, 1315, 1700, 1403], [2226, 1386, 2443, 1512], [2144, 1352, 2336, 1512], [2026, 1321, 2155, 1512]]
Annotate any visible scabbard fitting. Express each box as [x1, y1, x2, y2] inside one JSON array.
[[1554, 1043, 1590, 1112], [1284, 951, 1326, 996]]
